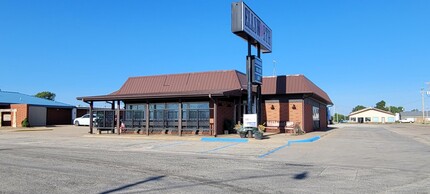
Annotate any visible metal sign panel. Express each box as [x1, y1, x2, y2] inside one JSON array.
[[243, 114, 257, 127], [232, 1, 272, 53], [251, 56, 262, 84]]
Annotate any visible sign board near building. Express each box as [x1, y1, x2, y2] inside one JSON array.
[[251, 55, 262, 84], [232, 1, 272, 53], [243, 114, 257, 127]]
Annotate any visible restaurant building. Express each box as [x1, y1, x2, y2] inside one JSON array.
[[77, 70, 332, 135]]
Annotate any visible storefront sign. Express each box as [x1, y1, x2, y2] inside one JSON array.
[[243, 114, 257, 127], [251, 56, 262, 84], [232, 1, 272, 53]]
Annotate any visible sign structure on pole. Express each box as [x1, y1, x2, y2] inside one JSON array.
[[232, 1, 272, 53], [243, 114, 257, 128], [249, 55, 262, 84]]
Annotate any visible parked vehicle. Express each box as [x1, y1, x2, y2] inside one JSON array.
[[74, 114, 97, 126], [399, 118, 415, 123]]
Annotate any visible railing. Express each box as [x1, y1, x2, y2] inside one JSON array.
[[93, 108, 212, 134]]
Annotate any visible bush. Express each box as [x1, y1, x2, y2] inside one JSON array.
[[223, 119, 235, 133], [21, 118, 29, 127]]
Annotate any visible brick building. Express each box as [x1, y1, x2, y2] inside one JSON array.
[[77, 70, 332, 135], [0, 91, 75, 127]]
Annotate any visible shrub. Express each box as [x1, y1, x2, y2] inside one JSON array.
[[21, 118, 29, 127]]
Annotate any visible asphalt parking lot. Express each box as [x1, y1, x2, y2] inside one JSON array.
[[0, 124, 429, 193]]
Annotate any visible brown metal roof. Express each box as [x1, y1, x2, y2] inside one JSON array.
[[262, 75, 333, 105], [117, 70, 246, 95], [78, 70, 247, 101], [77, 71, 332, 105]]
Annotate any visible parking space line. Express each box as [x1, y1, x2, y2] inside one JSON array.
[[201, 137, 248, 143], [258, 136, 321, 158], [202, 143, 239, 153], [258, 143, 289, 158], [150, 141, 187, 149]]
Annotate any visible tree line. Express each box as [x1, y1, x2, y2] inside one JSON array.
[[352, 100, 403, 114]]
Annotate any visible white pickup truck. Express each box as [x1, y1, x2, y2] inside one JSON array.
[[399, 118, 415, 123]]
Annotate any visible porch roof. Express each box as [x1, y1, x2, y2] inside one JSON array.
[[77, 70, 247, 102]]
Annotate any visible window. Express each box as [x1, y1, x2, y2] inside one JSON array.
[[351, 117, 357, 122], [182, 102, 210, 129], [312, 106, 320, 121], [373, 117, 379, 122], [365, 117, 371, 122]]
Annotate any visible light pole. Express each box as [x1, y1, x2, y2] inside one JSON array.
[[421, 88, 426, 124]]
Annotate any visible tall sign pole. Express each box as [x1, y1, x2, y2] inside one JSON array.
[[422, 89, 425, 124], [232, 1, 272, 125]]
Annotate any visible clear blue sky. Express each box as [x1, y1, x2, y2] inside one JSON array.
[[1, 0, 429, 115]]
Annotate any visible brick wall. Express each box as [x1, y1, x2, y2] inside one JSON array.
[[262, 100, 304, 133], [289, 102, 303, 130], [216, 101, 234, 135], [319, 104, 328, 130], [303, 103, 314, 133], [10, 104, 28, 127]]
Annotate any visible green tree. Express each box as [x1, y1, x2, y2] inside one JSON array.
[[35, 91, 56, 101], [332, 113, 347, 122], [352, 105, 366, 112], [388, 106, 404, 114], [375, 100, 388, 111]]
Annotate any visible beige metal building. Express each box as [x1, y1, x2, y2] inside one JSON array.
[[348, 107, 395, 123]]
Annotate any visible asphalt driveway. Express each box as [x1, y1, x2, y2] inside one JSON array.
[[0, 124, 429, 193]]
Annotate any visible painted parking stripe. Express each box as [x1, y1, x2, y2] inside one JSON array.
[[150, 141, 187, 149], [201, 137, 248, 143], [258, 143, 290, 158], [288, 136, 320, 145], [258, 136, 321, 158], [202, 143, 240, 153]]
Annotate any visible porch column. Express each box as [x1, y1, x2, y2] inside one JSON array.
[[89, 101, 93, 134], [233, 99, 237, 125], [12, 109, 17, 128], [178, 101, 182, 136], [213, 98, 218, 137], [145, 102, 149, 136], [116, 100, 121, 135], [257, 85, 262, 124]]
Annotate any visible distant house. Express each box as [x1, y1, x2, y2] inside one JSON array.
[[0, 90, 75, 127], [399, 111, 430, 123], [348, 107, 395, 123]]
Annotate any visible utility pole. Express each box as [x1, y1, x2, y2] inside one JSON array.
[[422, 88, 426, 124]]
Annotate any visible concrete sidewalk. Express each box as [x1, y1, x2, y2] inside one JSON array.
[[82, 127, 338, 144]]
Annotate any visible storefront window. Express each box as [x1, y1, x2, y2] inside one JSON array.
[[182, 102, 210, 129], [365, 117, 371, 122]]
